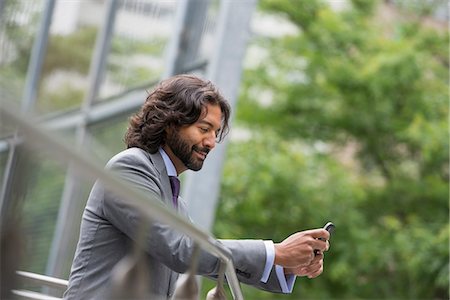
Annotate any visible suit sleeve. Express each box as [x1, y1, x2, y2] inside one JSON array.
[[204, 239, 293, 293]]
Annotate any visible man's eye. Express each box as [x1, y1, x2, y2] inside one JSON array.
[[200, 127, 208, 133]]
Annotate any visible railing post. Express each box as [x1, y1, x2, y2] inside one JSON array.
[[183, 0, 258, 232], [0, 0, 56, 224], [45, 0, 119, 284]]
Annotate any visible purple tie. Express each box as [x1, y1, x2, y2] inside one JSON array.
[[169, 176, 180, 207]]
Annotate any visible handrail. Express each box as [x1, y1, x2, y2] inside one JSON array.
[[16, 271, 68, 290], [13, 271, 68, 300], [12, 289, 62, 300], [1, 103, 244, 299]]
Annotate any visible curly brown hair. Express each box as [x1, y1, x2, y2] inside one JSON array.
[[124, 74, 231, 153]]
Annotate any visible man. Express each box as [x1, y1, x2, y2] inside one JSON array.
[[64, 74, 330, 299]]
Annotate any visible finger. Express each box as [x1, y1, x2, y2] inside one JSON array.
[[305, 228, 330, 240], [317, 240, 330, 254], [307, 255, 323, 268], [287, 265, 315, 277], [292, 267, 309, 277], [313, 247, 324, 256], [305, 260, 324, 278], [285, 266, 312, 276], [307, 265, 323, 279], [311, 252, 323, 263], [298, 268, 309, 277], [305, 262, 321, 273], [312, 238, 328, 252]]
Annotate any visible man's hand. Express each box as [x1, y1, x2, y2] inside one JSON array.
[[274, 229, 329, 270], [284, 252, 324, 279]]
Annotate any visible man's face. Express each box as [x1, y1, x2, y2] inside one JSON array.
[[165, 104, 222, 173]]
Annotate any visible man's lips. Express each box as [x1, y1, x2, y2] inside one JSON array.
[[194, 148, 209, 160]]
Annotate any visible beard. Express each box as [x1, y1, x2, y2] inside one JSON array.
[[166, 131, 210, 171]]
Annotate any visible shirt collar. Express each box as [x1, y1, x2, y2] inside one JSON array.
[[159, 147, 177, 177]]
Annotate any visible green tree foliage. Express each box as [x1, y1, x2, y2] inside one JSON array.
[[0, 1, 38, 74], [214, 0, 449, 299], [42, 26, 97, 77], [0, 0, 39, 96], [38, 26, 165, 112], [36, 26, 97, 113]]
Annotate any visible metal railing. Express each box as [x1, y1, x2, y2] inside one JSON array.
[[1, 101, 244, 299], [13, 271, 68, 300]]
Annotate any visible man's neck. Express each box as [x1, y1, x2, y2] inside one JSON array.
[[161, 145, 186, 175]]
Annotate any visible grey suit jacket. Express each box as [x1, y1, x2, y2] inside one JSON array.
[[64, 147, 286, 299]]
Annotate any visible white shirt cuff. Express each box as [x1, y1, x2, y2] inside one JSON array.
[[261, 240, 275, 283], [275, 265, 297, 293]]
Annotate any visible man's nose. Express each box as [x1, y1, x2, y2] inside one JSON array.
[[203, 132, 216, 149]]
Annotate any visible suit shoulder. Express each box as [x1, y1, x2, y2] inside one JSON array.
[[106, 148, 151, 168], [106, 148, 162, 176]]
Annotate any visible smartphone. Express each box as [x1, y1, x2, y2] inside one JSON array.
[[323, 221, 335, 237], [315, 222, 335, 255]]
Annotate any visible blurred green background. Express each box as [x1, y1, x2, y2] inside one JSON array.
[[212, 0, 449, 298], [1, 0, 448, 299]]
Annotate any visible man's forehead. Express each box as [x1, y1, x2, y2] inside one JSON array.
[[198, 104, 222, 128]]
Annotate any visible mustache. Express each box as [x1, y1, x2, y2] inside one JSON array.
[[192, 145, 210, 155]]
